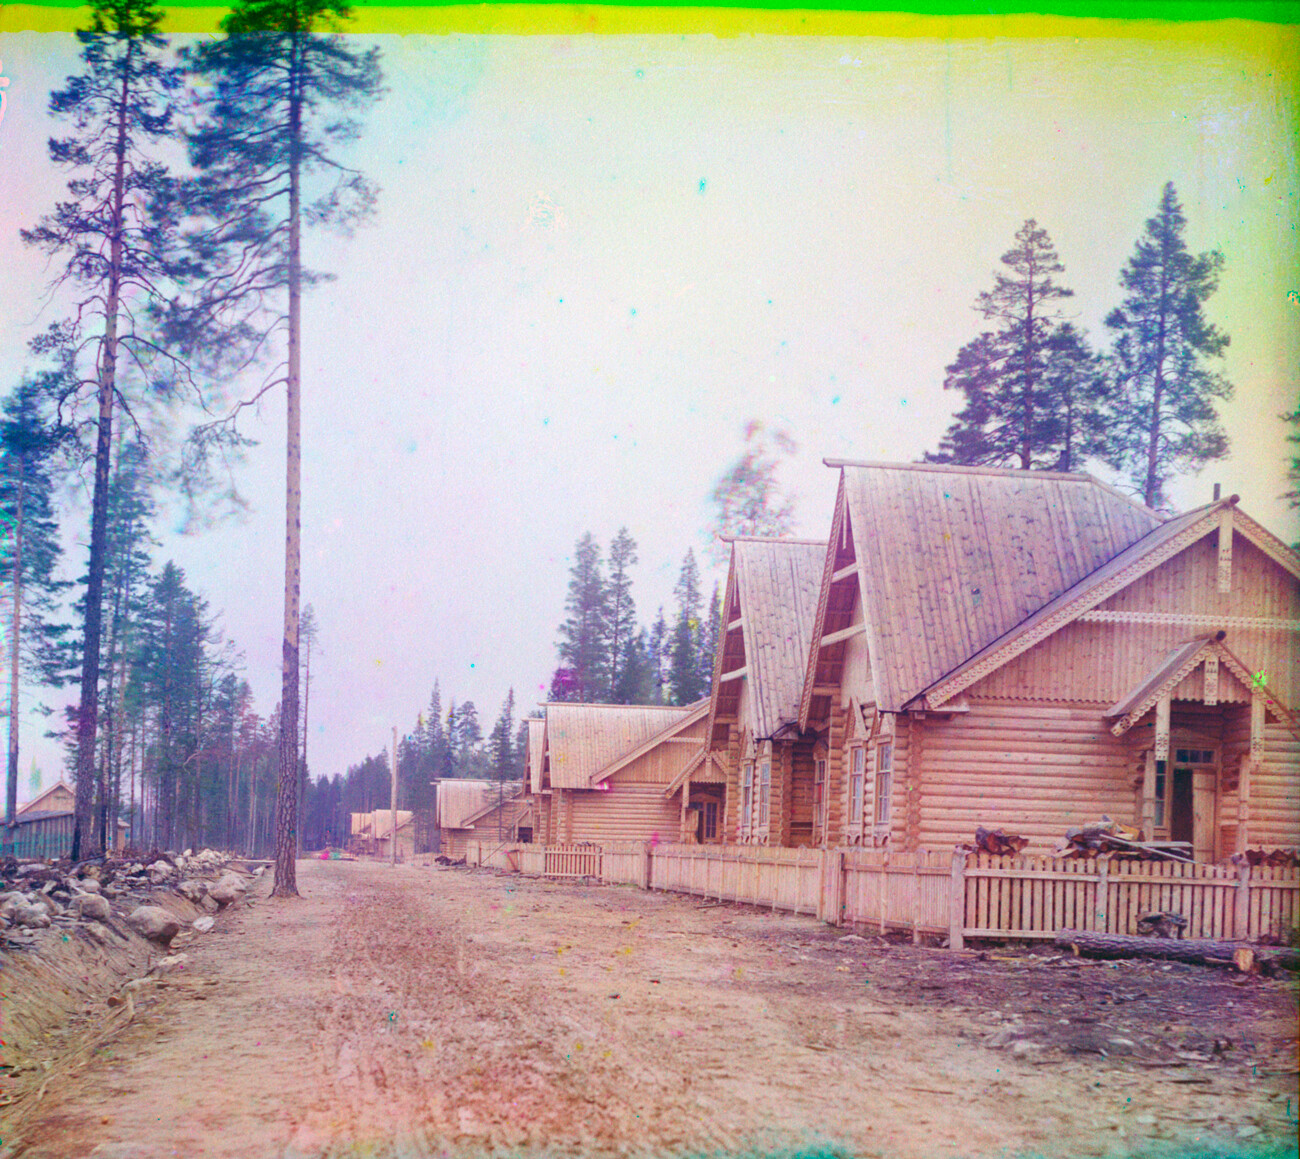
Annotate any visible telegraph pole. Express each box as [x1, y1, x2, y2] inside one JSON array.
[[390, 726, 398, 867]]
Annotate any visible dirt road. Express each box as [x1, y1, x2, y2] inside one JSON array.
[[4, 859, 1296, 1158]]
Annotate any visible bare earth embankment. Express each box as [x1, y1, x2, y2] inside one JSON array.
[[2, 858, 1296, 1159]]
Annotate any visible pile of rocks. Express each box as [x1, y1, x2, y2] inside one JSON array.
[[0, 848, 264, 952]]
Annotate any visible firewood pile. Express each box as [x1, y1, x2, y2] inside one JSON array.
[[1053, 816, 1189, 861], [1238, 847, 1300, 868], [970, 826, 1029, 855]]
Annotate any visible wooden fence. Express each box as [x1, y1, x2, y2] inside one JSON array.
[[461, 839, 1300, 947]]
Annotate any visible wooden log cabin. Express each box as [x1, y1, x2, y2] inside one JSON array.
[[798, 461, 1300, 861], [435, 781, 526, 858], [532, 701, 714, 844], [705, 536, 827, 845]]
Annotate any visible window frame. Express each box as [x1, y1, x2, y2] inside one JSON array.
[[848, 744, 865, 831], [874, 740, 893, 828]]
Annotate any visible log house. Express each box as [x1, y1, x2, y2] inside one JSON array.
[[531, 701, 712, 844], [798, 461, 1300, 859], [705, 537, 827, 845]]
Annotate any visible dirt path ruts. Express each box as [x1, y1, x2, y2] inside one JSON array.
[[5, 859, 1296, 1159]]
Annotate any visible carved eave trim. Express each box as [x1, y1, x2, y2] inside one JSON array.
[[1078, 611, 1300, 631], [1109, 641, 1218, 736], [922, 510, 1221, 710], [1216, 641, 1300, 739], [1231, 507, 1300, 582]]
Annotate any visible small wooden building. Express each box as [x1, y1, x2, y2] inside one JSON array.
[[435, 780, 527, 858], [349, 809, 414, 859], [6, 781, 127, 857], [534, 701, 712, 844], [706, 536, 826, 846], [798, 461, 1299, 859]]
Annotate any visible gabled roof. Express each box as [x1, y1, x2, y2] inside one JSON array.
[[1106, 635, 1297, 737], [350, 809, 414, 838], [712, 537, 826, 740], [818, 461, 1164, 713], [587, 698, 708, 788], [458, 783, 528, 828], [544, 702, 696, 789], [917, 496, 1298, 709], [526, 718, 546, 793], [17, 780, 73, 817], [436, 780, 497, 828]]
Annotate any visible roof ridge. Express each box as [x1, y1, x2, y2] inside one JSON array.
[[822, 458, 1096, 482], [724, 535, 828, 546]]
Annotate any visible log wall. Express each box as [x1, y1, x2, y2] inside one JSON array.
[[912, 700, 1135, 852], [566, 783, 683, 844]]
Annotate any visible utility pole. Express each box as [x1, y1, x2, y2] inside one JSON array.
[[390, 725, 398, 866]]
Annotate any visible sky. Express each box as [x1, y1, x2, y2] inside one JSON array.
[[0, 17, 1297, 797]]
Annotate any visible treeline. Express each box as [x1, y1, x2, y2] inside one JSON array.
[[550, 531, 720, 707], [300, 683, 530, 850], [0, 403, 296, 855], [925, 185, 1235, 510]]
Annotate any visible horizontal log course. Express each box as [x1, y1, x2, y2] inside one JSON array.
[[1055, 929, 1300, 968]]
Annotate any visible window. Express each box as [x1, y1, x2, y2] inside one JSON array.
[[813, 756, 827, 834], [703, 800, 719, 841], [741, 761, 754, 833], [849, 746, 864, 825], [875, 742, 893, 825], [759, 760, 771, 827], [1176, 749, 1215, 765]]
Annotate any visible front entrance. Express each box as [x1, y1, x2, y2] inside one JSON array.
[[1169, 746, 1218, 861]]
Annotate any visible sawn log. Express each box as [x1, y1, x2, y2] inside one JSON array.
[[1055, 930, 1300, 969]]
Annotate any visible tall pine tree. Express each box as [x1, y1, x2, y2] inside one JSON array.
[[927, 220, 1085, 471], [1103, 182, 1233, 509], [181, 1, 383, 895]]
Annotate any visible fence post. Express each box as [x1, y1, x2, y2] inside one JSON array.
[[1095, 856, 1109, 932], [1234, 857, 1251, 941], [948, 848, 967, 950]]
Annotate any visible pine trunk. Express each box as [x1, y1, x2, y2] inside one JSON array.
[[273, 44, 304, 898], [72, 43, 134, 861], [5, 458, 24, 856]]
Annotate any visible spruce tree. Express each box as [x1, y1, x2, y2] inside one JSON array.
[[180, 0, 382, 894], [0, 380, 73, 855], [553, 533, 610, 702], [1103, 183, 1233, 509], [606, 528, 638, 700], [668, 550, 706, 705], [927, 220, 1080, 470]]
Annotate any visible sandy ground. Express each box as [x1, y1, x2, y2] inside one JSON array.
[[2, 858, 1297, 1159]]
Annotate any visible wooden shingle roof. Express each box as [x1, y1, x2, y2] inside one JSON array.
[[544, 703, 695, 789], [722, 537, 826, 739], [436, 781, 496, 829], [825, 461, 1164, 713]]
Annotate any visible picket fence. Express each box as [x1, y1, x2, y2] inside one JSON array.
[[462, 839, 1300, 946]]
